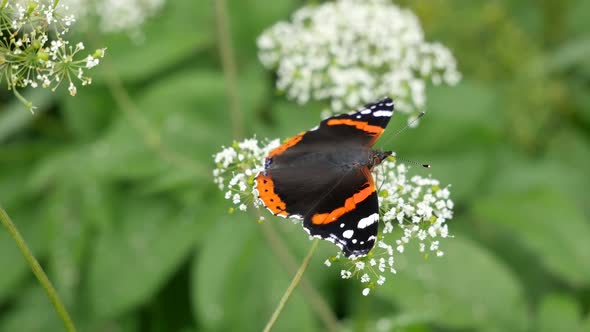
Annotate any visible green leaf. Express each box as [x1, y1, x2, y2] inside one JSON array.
[[546, 36, 590, 73], [87, 197, 205, 318], [0, 286, 62, 332], [66, 69, 227, 183], [484, 153, 587, 212], [474, 189, 590, 286], [418, 149, 489, 203], [0, 89, 54, 142], [252, 99, 323, 140], [60, 86, 115, 141], [537, 294, 584, 332], [386, 80, 502, 155], [44, 184, 94, 307], [192, 219, 319, 332], [378, 236, 529, 331], [134, 69, 231, 160], [228, 0, 296, 61], [94, 1, 213, 83]]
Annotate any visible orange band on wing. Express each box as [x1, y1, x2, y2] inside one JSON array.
[[256, 173, 288, 217], [326, 119, 383, 135], [268, 133, 304, 157], [311, 182, 374, 225]]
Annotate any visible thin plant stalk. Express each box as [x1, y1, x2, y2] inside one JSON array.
[[263, 239, 320, 332], [214, 0, 243, 138], [0, 206, 77, 332], [259, 222, 341, 332]]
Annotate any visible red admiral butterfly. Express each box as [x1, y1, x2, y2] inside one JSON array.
[[255, 98, 394, 258]]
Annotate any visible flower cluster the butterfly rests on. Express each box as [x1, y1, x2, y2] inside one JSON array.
[[257, 0, 461, 124], [213, 137, 453, 296], [0, 0, 106, 111]]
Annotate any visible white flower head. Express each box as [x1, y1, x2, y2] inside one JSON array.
[[60, 0, 165, 34], [1, 1, 106, 110], [257, 0, 461, 123], [213, 137, 281, 212]]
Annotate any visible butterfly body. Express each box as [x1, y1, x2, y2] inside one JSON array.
[[255, 98, 394, 258]]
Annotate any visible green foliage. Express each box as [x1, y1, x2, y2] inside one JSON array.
[[1, 1, 589, 331]]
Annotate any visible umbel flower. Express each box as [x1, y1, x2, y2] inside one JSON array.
[[257, 0, 461, 124], [0, 0, 106, 111], [213, 137, 453, 295], [61, 0, 166, 33]]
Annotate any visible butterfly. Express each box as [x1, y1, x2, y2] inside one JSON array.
[[255, 98, 393, 258]]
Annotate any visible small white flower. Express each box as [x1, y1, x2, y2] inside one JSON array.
[[360, 274, 370, 283], [85, 55, 99, 68], [362, 288, 370, 296], [340, 270, 352, 279], [68, 82, 77, 96]]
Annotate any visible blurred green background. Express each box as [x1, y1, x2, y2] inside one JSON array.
[[1, 0, 589, 331]]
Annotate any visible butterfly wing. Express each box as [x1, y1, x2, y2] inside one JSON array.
[[302, 166, 379, 258], [255, 97, 392, 257], [256, 161, 379, 258], [267, 97, 394, 162]]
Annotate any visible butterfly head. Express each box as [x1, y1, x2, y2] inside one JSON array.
[[369, 150, 392, 170]]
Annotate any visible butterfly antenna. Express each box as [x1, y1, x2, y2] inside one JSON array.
[[395, 156, 431, 169], [381, 111, 426, 147], [393, 112, 425, 138]]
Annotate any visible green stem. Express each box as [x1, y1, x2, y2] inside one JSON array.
[[259, 222, 341, 332], [214, 0, 243, 139], [263, 239, 320, 332], [12, 88, 34, 113], [0, 206, 77, 332]]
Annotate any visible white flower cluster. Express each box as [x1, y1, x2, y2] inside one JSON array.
[[214, 139, 454, 296], [0, 1, 106, 110], [257, 0, 461, 123], [325, 157, 453, 296], [213, 137, 280, 213], [61, 0, 165, 33]]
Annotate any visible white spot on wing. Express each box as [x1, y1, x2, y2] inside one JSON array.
[[361, 109, 371, 114], [358, 213, 378, 229], [373, 110, 393, 117], [343, 230, 354, 239]]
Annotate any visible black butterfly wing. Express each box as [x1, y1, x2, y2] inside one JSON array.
[[266, 97, 394, 161], [256, 161, 379, 258], [255, 97, 392, 257], [314, 97, 394, 146], [302, 166, 379, 258]]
